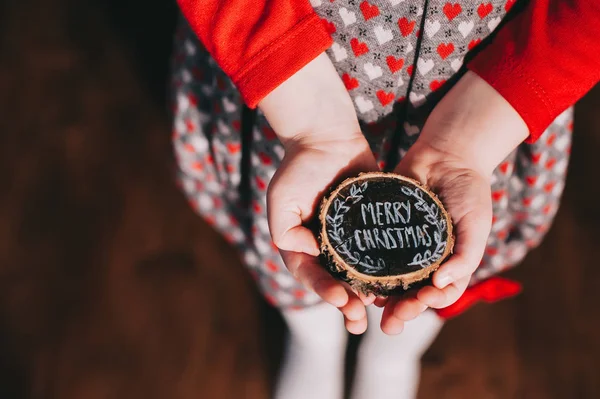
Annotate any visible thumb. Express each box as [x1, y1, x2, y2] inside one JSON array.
[[267, 201, 320, 256]]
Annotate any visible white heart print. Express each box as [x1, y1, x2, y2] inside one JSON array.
[[331, 42, 347, 62], [488, 17, 501, 32], [403, 122, 420, 136], [222, 97, 237, 113], [417, 58, 434, 76], [450, 58, 463, 72], [339, 7, 357, 27], [374, 25, 394, 45], [409, 92, 426, 107], [458, 21, 474, 38], [424, 19, 440, 39], [355, 96, 374, 113], [364, 62, 383, 80]]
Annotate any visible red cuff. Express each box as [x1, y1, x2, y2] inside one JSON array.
[[468, 55, 553, 144], [435, 277, 522, 319], [233, 14, 333, 108]]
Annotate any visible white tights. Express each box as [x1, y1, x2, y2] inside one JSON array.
[[273, 303, 444, 399]]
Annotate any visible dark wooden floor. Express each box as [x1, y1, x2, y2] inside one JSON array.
[[1, 1, 599, 398]]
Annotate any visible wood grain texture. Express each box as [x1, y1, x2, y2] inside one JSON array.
[[0, 1, 598, 398]]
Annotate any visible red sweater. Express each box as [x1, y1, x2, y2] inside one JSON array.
[[177, 0, 600, 317]]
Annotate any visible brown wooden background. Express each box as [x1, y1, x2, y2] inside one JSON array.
[[1, 1, 599, 398]]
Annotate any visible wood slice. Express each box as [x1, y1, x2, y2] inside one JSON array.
[[318, 172, 454, 296]]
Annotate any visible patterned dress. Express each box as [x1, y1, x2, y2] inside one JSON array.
[[170, 0, 573, 309]]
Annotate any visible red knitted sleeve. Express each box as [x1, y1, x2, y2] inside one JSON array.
[[468, 0, 600, 142], [177, 0, 332, 108]]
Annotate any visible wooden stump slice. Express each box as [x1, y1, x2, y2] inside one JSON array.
[[319, 172, 454, 296]]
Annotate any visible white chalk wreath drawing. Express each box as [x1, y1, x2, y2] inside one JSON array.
[[326, 182, 447, 274]]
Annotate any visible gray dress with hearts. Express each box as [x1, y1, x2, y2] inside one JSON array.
[[170, 0, 573, 309]]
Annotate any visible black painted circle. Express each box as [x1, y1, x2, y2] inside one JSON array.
[[324, 176, 450, 277]]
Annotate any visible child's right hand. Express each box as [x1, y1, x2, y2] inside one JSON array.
[[259, 53, 378, 334]]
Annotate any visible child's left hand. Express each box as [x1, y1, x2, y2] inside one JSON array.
[[378, 71, 529, 334]]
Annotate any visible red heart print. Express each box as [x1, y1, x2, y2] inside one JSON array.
[[350, 38, 369, 56], [397, 17, 416, 37], [543, 204, 553, 215], [531, 153, 541, 164], [486, 247, 498, 256], [522, 197, 532, 206], [429, 80, 446, 91], [226, 164, 236, 173], [188, 93, 198, 106], [505, 0, 516, 11], [258, 152, 272, 165], [406, 65, 413, 76], [546, 133, 556, 145], [360, 1, 380, 21], [386, 56, 404, 73], [213, 197, 223, 209], [264, 294, 277, 306], [468, 39, 482, 50], [191, 161, 203, 171], [227, 142, 241, 154], [544, 182, 555, 193], [499, 161, 510, 174], [293, 289, 306, 299], [443, 3, 462, 21], [232, 120, 241, 131], [492, 190, 505, 202], [205, 154, 214, 165], [437, 43, 455, 59], [525, 175, 537, 186], [256, 176, 267, 191], [266, 260, 279, 272], [185, 119, 195, 132], [342, 73, 360, 90], [497, 229, 508, 240], [191, 66, 204, 80], [205, 215, 216, 226], [321, 18, 336, 34], [377, 90, 395, 106], [477, 3, 493, 18], [545, 158, 556, 170], [252, 201, 262, 214], [262, 126, 277, 140]]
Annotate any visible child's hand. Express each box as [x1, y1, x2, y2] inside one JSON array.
[[259, 53, 378, 334], [379, 71, 529, 334]]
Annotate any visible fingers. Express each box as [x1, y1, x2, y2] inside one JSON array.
[[269, 211, 320, 256], [345, 316, 368, 335], [374, 296, 389, 308], [417, 275, 471, 309], [380, 302, 405, 335], [357, 291, 376, 306], [432, 208, 491, 289], [341, 289, 368, 334], [280, 250, 368, 333], [380, 295, 428, 335], [281, 250, 349, 308]]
